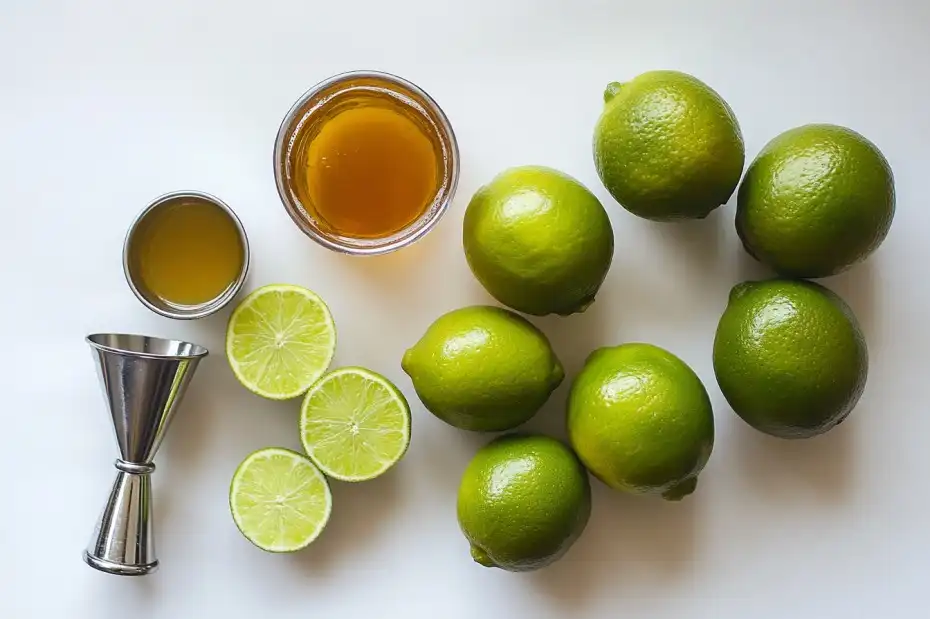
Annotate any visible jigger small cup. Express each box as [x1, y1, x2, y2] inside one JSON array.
[[84, 333, 208, 576]]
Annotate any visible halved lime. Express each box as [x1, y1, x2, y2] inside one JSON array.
[[299, 367, 411, 482], [229, 447, 332, 553], [226, 284, 336, 400]]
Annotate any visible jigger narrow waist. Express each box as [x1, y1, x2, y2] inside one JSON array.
[[114, 459, 155, 475]]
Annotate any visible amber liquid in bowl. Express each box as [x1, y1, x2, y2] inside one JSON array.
[[281, 74, 454, 246]]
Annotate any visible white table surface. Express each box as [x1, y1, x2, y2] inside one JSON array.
[[3, 1, 928, 617]]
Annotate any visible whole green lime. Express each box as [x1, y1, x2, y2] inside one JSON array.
[[593, 70, 745, 221], [713, 279, 868, 439], [566, 343, 714, 500], [736, 124, 895, 278], [462, 165, 614, 316], [401, 305, 563, 431], [457, 433, 591, 572]]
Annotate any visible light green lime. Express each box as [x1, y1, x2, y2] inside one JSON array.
[[229, 447, 332, 552], [567, 343, 715, 500], [736, 123, 895, 278], [593, 70, 745, 221], [462, 165, 614, 316], [401, 305, 564, 432], [713, 279, 868, 438], [226, 284, 336, 400], [299, 367, 411, 482], [457, 433, 591, 572]]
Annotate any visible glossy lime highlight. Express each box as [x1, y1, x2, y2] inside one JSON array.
[[567, 343, 715, 500], [402, 305, 563, 431], [736, 124, 895, 278], [463, 166, 614, 316], [457, 433, 591, 572], [594, 70, 745, 221], [713, 279, 868, 438]]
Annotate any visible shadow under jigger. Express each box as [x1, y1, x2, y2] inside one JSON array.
[[84, 334, 208, 576]]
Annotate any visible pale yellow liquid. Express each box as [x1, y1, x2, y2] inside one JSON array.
[[130, 199, 243, 307]]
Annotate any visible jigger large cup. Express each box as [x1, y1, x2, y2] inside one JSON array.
[[84, 333, 208, 575]]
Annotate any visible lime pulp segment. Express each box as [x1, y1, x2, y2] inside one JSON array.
[[229, 447, 332, 553], [300, 367, 411, 482], [226, 284, 336, 400]]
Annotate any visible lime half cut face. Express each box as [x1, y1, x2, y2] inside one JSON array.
[[299, 367, 412, 482], [226, 284, 336, 400], [229, 447, 333, 553]]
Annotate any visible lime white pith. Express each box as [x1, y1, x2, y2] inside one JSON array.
[[226, 284, 336, 400], [229, 447, 332, 553], [300, 367, 411, 482]]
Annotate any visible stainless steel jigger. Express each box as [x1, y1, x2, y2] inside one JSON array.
[[84, 333, 208, 576]]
